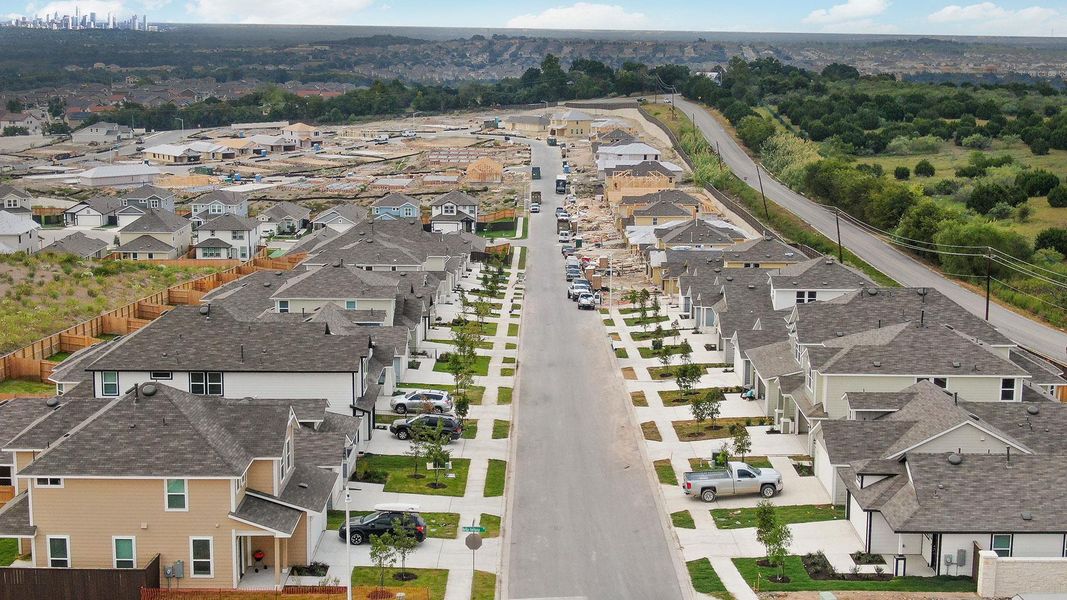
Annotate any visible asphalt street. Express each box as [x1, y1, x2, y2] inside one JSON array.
[[505, 140, 686, 600], [672, 96, 1067, 361]]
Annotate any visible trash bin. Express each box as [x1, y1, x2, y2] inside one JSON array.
[[574, 237, 583, 248]]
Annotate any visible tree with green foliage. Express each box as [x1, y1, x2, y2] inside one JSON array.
[[1016, 169, 1060, 197], [1035, 227, 1067, 256], [1048, 186, 1067, 208], [47, 97, 65, 118], [674, 363, 702, 396], [737, 115, 776, 152], [423, 420, 452, 488], [893, 166, 910, 180], [987, 202, 1014, 220], [914, 159, 935, 177], [390, 518, 419, 581], [755, 500, 793, 581], [369, 531, 397, 592], [732, 426, 752, 462], [5, 99, 23, 113], [934, 220, 1034, 278], [691, 388, 723, 431], [405, 421, 430, 478], [967, 183, 1027, 214]]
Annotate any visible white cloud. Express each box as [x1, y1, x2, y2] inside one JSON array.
[[185, 0, 374, 25], [927, 2, 1066, 35], [816, 18, 898, 33], [803, 0, 890, 24], [506, 2, 647, 30], [23, 0, 126, 17]]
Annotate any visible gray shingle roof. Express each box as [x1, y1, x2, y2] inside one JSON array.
[[633, 200, 692, 217], [115, 235, 174, 253], [124, 185, 173, 200], [603, 160, 674, 178], [231, 494, 302, 535], [195, 190, 246, 206], [272, 265, 399, 300], [276, 462, 338, 511], [431, 209, 475, 223], [621, 189, 699, 206], [193, 237, 232, 249], [263, 201, 311, 222], [722, 237, 806, 264], [86, 305, 371, 373], [769, 257, 871, 290], [314, 204, 369, 224], [296, 413, 361, 469], [657, 219, 745, 246], [79, 196, 124, 216], [745, 341, 801, 379], [0, 494, 34, 537], [198, 213, 258, 231], [818, 420, 914, 465], [40, 232, 108, 258], [0, 184, 31, 199], [118, 209, 190, 234], [303, 219, 478, 267], [0, 397, 70, 465], [430, 190, 477, 208], [374, 193, 419, 208]]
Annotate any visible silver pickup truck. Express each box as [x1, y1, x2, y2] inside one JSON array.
[[682, 461, 783, 502]]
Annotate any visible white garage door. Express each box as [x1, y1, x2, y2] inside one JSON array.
[[76, 214, 102, 227], [117, 214, 140, 228], [813, 440, 842, 504]]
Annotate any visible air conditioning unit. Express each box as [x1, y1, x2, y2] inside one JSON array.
[[781, 418, 793, 435]]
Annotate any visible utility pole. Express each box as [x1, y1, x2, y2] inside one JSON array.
[[343, 454, 352, 600], [755, 165, 768, 218], [985, 249, 992, 321], [715, 141, 722, 169], [835, 208, 843, 263]]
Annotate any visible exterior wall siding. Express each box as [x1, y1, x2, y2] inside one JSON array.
[[909, 422, 1018, 455]]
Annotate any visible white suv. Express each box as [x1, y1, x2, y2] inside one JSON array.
[[390, 390, 453, 414]]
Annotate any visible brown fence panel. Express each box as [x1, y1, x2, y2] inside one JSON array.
[[168, 289, 205, 305], [58, 333, 98, 353], [479, 208, 517, 223], [0, 554, 159, 600], [140, 586, 351, 600], [136, 303, 173, 321]]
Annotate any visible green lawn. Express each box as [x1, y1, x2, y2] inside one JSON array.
[[624, 315, 670, 327], [497, 386, 513, 405], [517, 247, 527, 270], [443, 321, 498, 336], [671, 510, 696, 529], [507, 323, 519, 337], [352, 567, 449, 600], [615, 347, 629, 359], [492, 419, 511, 439], [687, 558, 734, 600], [326, 511, 460, 538], [479, 513, 501, 538], [46, 351, 73, 362], [690, 456, 773, 470], [462, 420, 478, 439], [505, 342, 517, 350], [648, 364, 730, 379], [631, 329, 679, 342], [484, 459, 507, 497], [641, 421, 662, 442], [471, 569, 497, 600], [429, 338, 495, 350], [502, 356, 516, 364], [602, 318, 615, 326], [653, 459, 678, 486], [397, 383, 486, 405], [433, 355, 491, 376], [477, 221, 518, 239], [0, 538, 18, 566], [630, 391, 648, 406], [0, 379, 53, 395], [712, 504, 844, 530], [354, 454, 470, 497], [637, 344, 690, 358], [732, 556, 975, 592], [672, 418, 755, 441], [500, 367, 515, 376]]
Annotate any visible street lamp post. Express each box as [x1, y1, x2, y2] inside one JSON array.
[[342, 452, 353, 600]]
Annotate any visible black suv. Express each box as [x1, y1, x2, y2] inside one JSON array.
[[389, 414, 463, 441], [338, 510, 427, 545]]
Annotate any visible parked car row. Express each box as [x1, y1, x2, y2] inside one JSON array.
[[564, 257, 601, 310], [385, 389, 463, 442]]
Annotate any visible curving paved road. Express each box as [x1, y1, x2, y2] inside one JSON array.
[[504, 140, 687, 600], [672, 96, 1067, 361]]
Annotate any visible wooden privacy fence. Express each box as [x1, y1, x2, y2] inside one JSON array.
[[478, 208, 517, 223], [0, 251, 307, 385], [0, 554, 159, 600], [141, 586, 352, 599]]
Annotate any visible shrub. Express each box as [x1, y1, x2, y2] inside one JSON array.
[[1048, 186, 1067, 208], [967, 183, 1027, 214], [1014, 203, 1034, 223], [914, 159, 935, 177], [1035, 227, 1067, 255], [987, 202, 1013, 220], [1015, 169, 1060, 197], [893, 166, 910, 180]]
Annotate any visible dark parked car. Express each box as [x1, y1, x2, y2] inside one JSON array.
[[338, 510, 427, 545], [389, 414, 463, 441]]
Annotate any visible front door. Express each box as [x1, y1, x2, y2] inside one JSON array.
[[237, 537, 247, 579]]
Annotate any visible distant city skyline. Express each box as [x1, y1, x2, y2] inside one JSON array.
[[2, 1, 1067, 37]]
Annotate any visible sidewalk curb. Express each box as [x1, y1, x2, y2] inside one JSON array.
[[496, 246, 525, 600]]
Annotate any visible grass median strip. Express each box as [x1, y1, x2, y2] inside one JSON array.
[[0, 539, 17, 566], [615, 347, 628, 359], [732, 556, 975, 592], [672, 417, 754, 441], [484, 459, 507, 497], [492, 419, 511, 439], [471, 570, 497, 600], [630, 391, 647, 407], [690, 456, 773, 470], [631, 329, 679, 342], [327, 510, 460, 539], [355, 454, 470, 497], [434, 355, 490, 376], [497, 386, 513, 405], [712, 504, 844, 530], [507, 323, 519, 337], [461, 420, 478, 439], [352, 567, 449, 600], [671, 510, 696, 529], [624, 315, 670, 327], [641, 421, 662, 442], [429, 338, 494, 350], [653, 459, 678, 486], [648, 364, 730, 379], [478, 513, 501, 538], [687, 558, 734, 600], [637, 344, 690, 358]]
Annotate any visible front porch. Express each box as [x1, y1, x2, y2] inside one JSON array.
[[234, 532, 293, 590]]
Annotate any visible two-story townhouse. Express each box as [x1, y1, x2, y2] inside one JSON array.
[[0, 211, 40, 254], [190, 191, 249, 227], [270, 265, 401, 322], [194, 214, 261, 260], [768, 257, 873, 310], [549, 109, 594, 137], [0, 383, 359, 589], [617, 189, 699, 221], [630, 200, 695, 228], [372, 193, 421, 221], [720, 237, 807, 270], [0, 184, 34, 220], [311, 205, 369, 232], [502, 114, 549, 135], [257, 202, 311, 236], [652, 219, 746, 251], [281, 123, 322, 148], [646, 248, 723, 294], [122, 185, 177, 213], [595, 141, 662, 171], [114, 209, 192, 260], [429, 191, 479, 234]]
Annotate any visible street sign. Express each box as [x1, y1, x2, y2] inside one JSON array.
[[464, 533, 483, 550], [462, 526, 486, 533]]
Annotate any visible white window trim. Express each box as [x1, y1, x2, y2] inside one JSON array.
[[991, 533, 1013, 557], [112, 536, 136, 569], [278, 300, 289, 314], [1000, 378, 1016, 402], [35, 477, 63, 488], [189, 536, 214, 578], [47, 535, 70, 568], [165, 478, 189, 512], [101, 371, 119, 396]]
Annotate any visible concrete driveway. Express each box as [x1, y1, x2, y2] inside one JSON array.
[[504, 139, 688, 599]]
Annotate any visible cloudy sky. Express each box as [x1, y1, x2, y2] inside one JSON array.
[[6, 0, 1067, 37]]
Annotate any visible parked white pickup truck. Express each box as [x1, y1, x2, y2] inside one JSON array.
[[682, 461, 783, 502]]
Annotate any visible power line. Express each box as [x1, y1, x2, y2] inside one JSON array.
[[990, 257, 1067, 290], [991, 277, 1067, 312]]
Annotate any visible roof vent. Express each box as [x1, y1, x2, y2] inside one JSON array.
[[917, 288, 928, 296], [747, 284, 755, 289], [714, 268, 721, 273], [872, 360, 882, 367], [825, 258, 833, 265], [821, 281, 828, 286], [298, 482, 309, 489], [835, 331, 844, 337], [263, 281, 272, 287], [275, 270, 284, 276], [968, 413, 980, 421], [952, 361, 961, 368], [725, 276, 733, 281], [1021, 511, 1033, 521], [1027, 405, 1040, 415], [199, 305, 210, 316], [45, 397, 60, 408], [867, 288, 878, 296], [785, 252, 795, 257], [947, 453, 962, 465], [141, 383, 157, 397]]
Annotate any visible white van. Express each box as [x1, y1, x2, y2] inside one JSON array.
[[558, 230, 573, 243]]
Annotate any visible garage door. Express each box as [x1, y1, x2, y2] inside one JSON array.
[[306, 510, 325, 559], [117, 214, 140, 228], [813, 440, 841, 504], [76, 214, 101, 227]]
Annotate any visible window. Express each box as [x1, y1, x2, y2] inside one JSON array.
[[149, 199, 159, 209], [201, 247, 221, 258], [916, 377, 947, 388], [0, 466, 11, 486], [278, 300, 289, 313], [443, 204, 456, 215], [101, 371, 119, 396], [232, 230, 244, 240], [113, 537, 136, 569], [190, 537, 213, 577], [120, 198, 128, 207], [403, 207, 414, 217], [165, 479, 187, 510], [806, 368, 814, 391], [47, 536, 70, 568], [209, 204, 223, 214], [283, 436, 293, 474], [189, 372, 222, 395], [35, 477, 62, 488], [1001, 378, 1016, 401], [992, 534, 1012, 557], [346, 300, 357, 310], [795, 291, 816, 304], [150, 372, 172, 380], [4, 198, 18, 208], [744, 263, 761, 268]]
